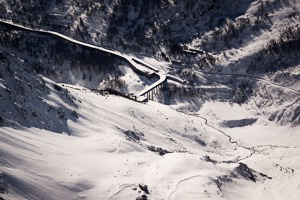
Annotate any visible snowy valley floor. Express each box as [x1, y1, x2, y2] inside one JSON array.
[[1, 84, 300, 200]]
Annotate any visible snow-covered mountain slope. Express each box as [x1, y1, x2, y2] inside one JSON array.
[[0, 0, 298, 55], [1, 0, 300, 199], [0, 18, 299, 125], [1, 83, 299, 200], [1, 0, 299, 125], [0, 51, 78, 133], [0, 0, 255, 47]]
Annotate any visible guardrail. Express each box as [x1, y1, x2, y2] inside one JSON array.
[[0, 19, 186, 102]]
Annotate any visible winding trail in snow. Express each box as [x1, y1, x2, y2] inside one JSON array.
[[166, 174, 204, 200], [199, 71, 300, 95], [106, 183, 138, 200], [177, 111, 256, 163]]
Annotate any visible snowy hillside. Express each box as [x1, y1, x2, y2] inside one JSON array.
[[0, 0, 299, 125], [1, 83, 299, 200], [1, 0, 300, 199], [0, 51, 78, 133]]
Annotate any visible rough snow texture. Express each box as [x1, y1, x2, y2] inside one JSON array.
[[0, 52, 78, 133], [0, 0, 300, 199], [1, 0, 299, 125], [1, 84, 299, 200]]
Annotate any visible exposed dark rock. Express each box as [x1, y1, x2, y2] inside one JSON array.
[[221, 118, 258, 128], [53, 83, 63, 92], [234, 163, 256, 182], [203, 155, 217, 164], [147, 146, 172, 156], [212, 175, 233, 191], [136, 195, 147, 200], [0, 116, 3, 126], [195, 136, 206, 146], [124, 130, 144, 142], [259, 172, 272, 179], [138, 184, 150, 194]]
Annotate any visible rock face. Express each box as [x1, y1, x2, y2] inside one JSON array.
[[234, 162, 272, 183], [136, 195, 147, 200], [221, 118, 258, 128], [138, 184, 150, 195], [235, 163, 256, 182]]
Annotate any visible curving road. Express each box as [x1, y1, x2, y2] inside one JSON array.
[[198, 71, 300, 95], [137, 71, 166, 97], [0, 19, 183, 100]]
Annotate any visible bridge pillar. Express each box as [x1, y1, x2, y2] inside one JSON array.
[[151, 90, 153, 100]]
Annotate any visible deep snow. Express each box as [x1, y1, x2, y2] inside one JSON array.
[[1, 83, 299, 200], [0, 0, 300, 199]]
